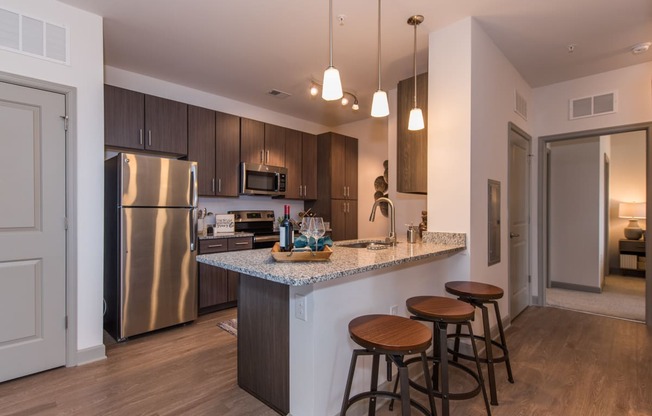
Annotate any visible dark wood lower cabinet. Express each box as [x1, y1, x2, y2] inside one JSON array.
[[237, 275, 289, 415]]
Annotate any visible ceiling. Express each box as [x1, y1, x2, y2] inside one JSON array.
[[57, 0, 652, 127]]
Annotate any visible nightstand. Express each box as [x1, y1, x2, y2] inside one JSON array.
[[619, 239, 646, 277]]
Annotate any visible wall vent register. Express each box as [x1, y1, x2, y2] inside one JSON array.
[[0, 8, 68, 64], [569, 91, 617, 120]]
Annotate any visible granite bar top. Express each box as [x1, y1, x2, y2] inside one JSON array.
[[196, 233, 466, 287], [198, 232, 254, 240]]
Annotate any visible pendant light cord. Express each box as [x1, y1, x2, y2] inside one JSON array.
[[329, 0, 334, 67], [377, 0, 382, 90], [413, 20, 417, 108]]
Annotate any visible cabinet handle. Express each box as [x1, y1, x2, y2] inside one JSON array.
[[260, 150, 264, 164], [343, 186, 346, 198], [266, 150, 270, 164], [234, 242, 250, 246], [218, 179, 222, 193], [303, 185, 307, 197], [212, 178, 216, 193], [299, 186, 303, 196], [139, 129, 143, 145], [208, 244, 224, 248], [148, 130, 152, 147]]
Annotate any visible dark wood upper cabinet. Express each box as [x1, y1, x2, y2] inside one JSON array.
[[284, 129, 302, 199], [188, 105, 216, 196], [301, 133, 318, 200], [240, 118, 265, 165], [104, 84, 188, 157], [397, 72, 428, 194], [263, 124, 286, 167], [104, 85, 145, 150], [215, 112, 241, 197]]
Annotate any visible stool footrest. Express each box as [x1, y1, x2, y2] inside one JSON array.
[[344, 390, 432, 415], [402, 355, 483, 400], [447, 333, 510, 364]]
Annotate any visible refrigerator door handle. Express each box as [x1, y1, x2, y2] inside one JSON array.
[[190, 208, 197, 252], [190, 164, 198, 207]]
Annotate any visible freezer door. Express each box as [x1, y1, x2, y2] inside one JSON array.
[[119, 153, 197, 207], [120, 207, 197, 339]]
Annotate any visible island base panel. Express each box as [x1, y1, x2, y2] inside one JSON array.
[[238, 275, 289, 415]]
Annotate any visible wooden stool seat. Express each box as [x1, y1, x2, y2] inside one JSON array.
[[406, 296, 475, 322], [341, 314, 436, 416], [445, 281, 514, 406], [445, 281, 504, 300], [349, 314, 431, 354]]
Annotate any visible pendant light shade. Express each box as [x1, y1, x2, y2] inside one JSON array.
[[370, 0, 389, 117], [322, 66, 343, 100], [322, 0, 343, 101], [371, 90, 390, 117], [408, 108, 425, 130], [407, 15, 425, 131]]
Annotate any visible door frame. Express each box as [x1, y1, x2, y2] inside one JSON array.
[[538, 122, 652, 327], [507, 122, 532, 319], [0, 71, 79, 365]]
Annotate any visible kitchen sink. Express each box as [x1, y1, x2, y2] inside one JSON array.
[[338, 240, 396, 250]]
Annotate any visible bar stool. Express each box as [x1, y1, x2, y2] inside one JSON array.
[[340, 314, 437, 416], [445, 281, 514, 406], [391, 296, 491, 416]]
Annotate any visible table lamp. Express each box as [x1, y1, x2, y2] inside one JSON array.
[[618, 202, 646, 240]]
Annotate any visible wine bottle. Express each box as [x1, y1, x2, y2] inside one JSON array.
[[279, 205, 293, 252]]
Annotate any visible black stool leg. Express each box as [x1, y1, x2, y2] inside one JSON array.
[[419, 351, 438, 416], [436, 321, 450, 416], [395, 356, 412, 416], [452, 323, 463, 363], [479, 303, 498, 405], [340, 349, 361, 416], [466, 322, 492, 416], [491, 300, 514, 383], [369, 353, 380, 416], [431, 323, 440, 390]]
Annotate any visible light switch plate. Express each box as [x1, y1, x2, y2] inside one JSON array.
[[295, 294, 308, 321]]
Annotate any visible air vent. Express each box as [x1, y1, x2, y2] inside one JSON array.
[[514, 89, 528, 120], [0, 8, 68, 64], [569, 91, 617, 120], [267, 89, 291, 99]]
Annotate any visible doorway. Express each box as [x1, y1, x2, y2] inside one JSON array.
[[538, 123, 652, 326]]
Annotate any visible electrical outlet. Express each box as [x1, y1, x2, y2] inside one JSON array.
[[390, 305, 398, 315], [295, 294, 308, 321]]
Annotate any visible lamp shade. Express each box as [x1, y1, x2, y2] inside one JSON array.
[[371, 90, 389, 117], [322, 66, 343, 101], [408, 108, 425, 131], [619, 202, 646, 219]]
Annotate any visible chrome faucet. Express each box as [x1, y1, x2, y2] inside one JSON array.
[[369, 197, 396, 245]]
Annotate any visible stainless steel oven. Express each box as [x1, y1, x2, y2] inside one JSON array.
[[228, 210, 279, 249]]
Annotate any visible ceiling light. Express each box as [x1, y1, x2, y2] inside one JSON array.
[[407, 15, 425, 131], [309, 84, 319, 97], [352, 99, 359, 111], [370, 0, 389, 117], [308, 81, 359, 112], [322, 0, 343, 101], [341, 96, 349, 106], [631, 42, 651, 55]]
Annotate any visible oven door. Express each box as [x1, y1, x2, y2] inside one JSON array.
[[253, 234, 280, 249]]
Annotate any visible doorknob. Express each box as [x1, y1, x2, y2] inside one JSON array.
[[510, 233, 520, 239]]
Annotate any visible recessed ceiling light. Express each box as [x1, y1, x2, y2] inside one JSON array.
[[631, 42, 651, 55]]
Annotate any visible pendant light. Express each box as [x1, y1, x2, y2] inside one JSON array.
[[407, 15, 425, 131], [371, 0, 389, 117], [322, 0, 343, 101]]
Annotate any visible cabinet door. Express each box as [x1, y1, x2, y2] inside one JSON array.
[[144, 95, 188, 156], [188, 105, 216, 196], [240, 118, 265, 164], [301, 133, 318, 200], [215, 112, 240, 197], [104, 85, 145, 150], [198, 263, 229, 308], [345, 200, 358, 240], [227, 271, 240, 302], [345, 136, 358, 199], [284, 128, 302, 199], [330, 200, 347, 241], [264, 124, 286, 167], [330, 133, 347, 199]]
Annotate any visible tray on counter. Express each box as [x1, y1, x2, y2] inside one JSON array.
[[270, 242, 333, 262]]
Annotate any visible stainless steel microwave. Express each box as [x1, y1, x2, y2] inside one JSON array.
[[240, 162, 287, 196]]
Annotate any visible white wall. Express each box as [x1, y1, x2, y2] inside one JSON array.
[[548, 138, 602, 290], [0, 0, 105, 353]]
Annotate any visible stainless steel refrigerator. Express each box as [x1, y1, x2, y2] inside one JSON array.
[[104, 153, 198, 341]]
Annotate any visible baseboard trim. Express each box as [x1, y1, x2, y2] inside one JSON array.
[[74, 344, 107, 366], [550, 281, 601, 293]]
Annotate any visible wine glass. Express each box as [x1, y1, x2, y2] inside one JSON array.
[[299, 217, 313, 251], [311, 217, 326, 250]]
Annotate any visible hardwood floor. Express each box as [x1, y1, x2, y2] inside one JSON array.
[[0, 306, 650, 416]]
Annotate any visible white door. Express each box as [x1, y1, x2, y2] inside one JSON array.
[[508, 124, 530, 319], [0, 81, 67, 382]]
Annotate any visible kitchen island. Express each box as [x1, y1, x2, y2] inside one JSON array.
[[197, 233, 466, 416]]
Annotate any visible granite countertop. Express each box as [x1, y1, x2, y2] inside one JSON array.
[[198, 232, 254, 240], [196, 232, 466, 287]]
